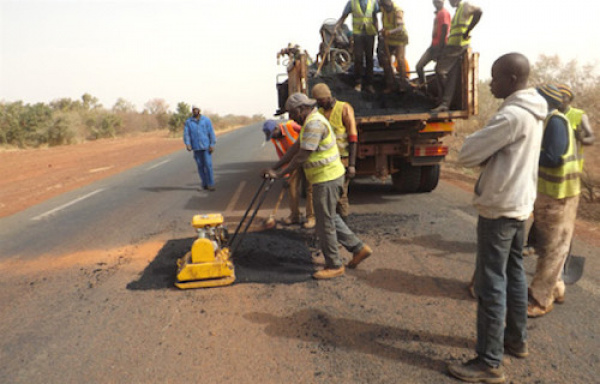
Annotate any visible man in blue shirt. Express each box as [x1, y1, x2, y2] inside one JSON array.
[[184, 106, 217, 191]]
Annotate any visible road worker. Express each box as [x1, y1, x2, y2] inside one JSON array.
[[378, 0, 410, 93], [263, 93, 372, 279], [432, 0, 482, 113], [311, 83, 358, 221], [262, 120, 315, 228], [336, 0, 380, 93]]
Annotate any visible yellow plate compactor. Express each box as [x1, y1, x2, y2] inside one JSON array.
[[175, 178, 275, 289]]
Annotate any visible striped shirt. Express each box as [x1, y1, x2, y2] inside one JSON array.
[[300, 112, 330, 152]]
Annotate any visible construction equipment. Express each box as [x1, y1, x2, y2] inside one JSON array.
[[175, 178, 276, 289], [563, 243, 586, 285]]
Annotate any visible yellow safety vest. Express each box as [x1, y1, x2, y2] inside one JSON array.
[[448, 2, 472, 46], [352, 0, 377, 36], [538, 110, 581, 199], [319, 101, 349, 157], [565, 107, 585, 171], [382, 2, 408, 46], [300, 111, 346, 185]]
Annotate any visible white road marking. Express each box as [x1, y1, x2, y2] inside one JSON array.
[[146, 159, 170, 170], [31, 188, 106, 221], [225, 181, 246, 213], [89, 166, 114, 173]]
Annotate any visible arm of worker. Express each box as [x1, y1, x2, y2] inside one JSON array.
[[576, 114, 595, 145], [457, 114, 515, 168], [386, 8, 405, 35], [463, 3, 482, 40], [342, 103, 358, 177], [539, 116, 569, 168], [372, 4, 380, 31], [207, 118, 216, 153], [438, 23, 448, 51], [183, 120, 192, 151], [336, 2, 352, 29]]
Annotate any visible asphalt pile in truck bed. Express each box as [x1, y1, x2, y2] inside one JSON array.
[[308, 71, 436, 117]]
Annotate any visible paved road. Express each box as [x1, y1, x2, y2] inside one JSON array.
[[1, 124, 598, 383]]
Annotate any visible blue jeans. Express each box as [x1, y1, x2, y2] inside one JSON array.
[[192, 150, 214, 188], [312, 176, 364, 268], [475, 216, 528, 367]]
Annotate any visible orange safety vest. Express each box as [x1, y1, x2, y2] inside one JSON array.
[[271, 120, 300, 159]]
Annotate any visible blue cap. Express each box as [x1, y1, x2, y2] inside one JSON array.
[[262, 120, 278, 140]]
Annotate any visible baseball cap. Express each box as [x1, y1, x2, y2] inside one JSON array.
[[262, 120, 278, 141], [284, 93, 317, 112]]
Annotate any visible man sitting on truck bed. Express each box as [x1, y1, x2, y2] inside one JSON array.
[[432, 0, 482, 113], [312, 83, 358, 221]]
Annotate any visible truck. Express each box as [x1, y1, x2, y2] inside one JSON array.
[[275, 37, 479, 193]]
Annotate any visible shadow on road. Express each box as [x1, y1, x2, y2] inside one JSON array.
[[126, 228, 315, 290], [244, 309, 473, 373]]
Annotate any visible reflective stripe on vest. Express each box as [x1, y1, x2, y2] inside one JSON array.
[[300, 112, 346, 185], [270, 120, 299, 158], [352, 0, 377, 36], [565, 107, 585, 170], [448, 2, 472, 46], [382, 2, 408, 46], [319, 101, 349, 157], [538, 110, 581, 199]]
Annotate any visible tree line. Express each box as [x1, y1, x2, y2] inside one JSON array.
[[0, 95, 264, 149]]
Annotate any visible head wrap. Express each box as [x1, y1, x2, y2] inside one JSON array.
[[285, 93, 317, 112], [537, 84, 563, 107], [311, 83, 332, 99], [556, 84, 574, 100], [262, 120, 278, 141]]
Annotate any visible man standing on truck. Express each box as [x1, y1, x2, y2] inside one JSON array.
[[378, 0, 410, 93], [263, 93, 373, 279], [311, 83, 358, 221], [336, 0, 380, 94], [184, 106, 216, 191], [527, 84, 582, 318], [447, 53, 546, 383], [431, 0, 482, 113], [416, 0, 451, 91], [262, 120, 316, 229]]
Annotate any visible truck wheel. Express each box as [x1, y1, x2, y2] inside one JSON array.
[[392, 162, 422, 193], [418, 164, 440, 193]]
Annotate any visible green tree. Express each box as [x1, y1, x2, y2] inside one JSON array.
[[168, 102, 191, 134], [112, 98, 136, 113]]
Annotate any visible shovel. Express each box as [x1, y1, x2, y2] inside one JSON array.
[[563, 242, 586, 285]]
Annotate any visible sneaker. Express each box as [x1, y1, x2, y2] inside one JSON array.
[[303, 216, 316, 229], [347, 244, 373, 269], [431, 104, 449, 113], [354, 83, 362, 92], [504, 341, 529, 358], [527, 301, 553, 318], [447, 357, 505, 384], [313, 266, 345, 280], [282, 215, 301, 225]]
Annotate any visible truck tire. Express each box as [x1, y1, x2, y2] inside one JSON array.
[[418, 164, 440, 193], [392, 161, 422, 193]]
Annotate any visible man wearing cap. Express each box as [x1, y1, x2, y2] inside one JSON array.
[[184, 106, 216, 191], [431, 0, 482, 113], [312, 83, 358, 221], [263, 93, 372, 279], [557, 84, 595, 172], [336, 0, 380, 93], [262, 120, 315, 228], [527, 84, 582, 318]]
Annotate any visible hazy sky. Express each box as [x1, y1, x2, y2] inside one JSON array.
[[1, 0, 598, 117]]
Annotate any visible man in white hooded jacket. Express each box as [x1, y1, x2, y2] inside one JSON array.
[[447, 53, 547, 383]]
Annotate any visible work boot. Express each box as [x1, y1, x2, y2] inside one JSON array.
[[207, 186, 216, 191], [504, 341, 529, 359], [282, 215, 301, 225], [347, 244, 373, 269], [447, 357, 505, 384], [354, 83, 362, 92], [313, 266, 345, 280], [303, 216, 316, 229]]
